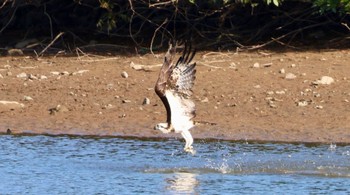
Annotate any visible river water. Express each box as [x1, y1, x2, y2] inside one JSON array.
[[0, 135, 349, 194]]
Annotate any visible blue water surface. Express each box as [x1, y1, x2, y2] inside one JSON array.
[[0, 135, 349, 194]]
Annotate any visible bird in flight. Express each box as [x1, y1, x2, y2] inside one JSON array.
[[154, 41, 197, 154]]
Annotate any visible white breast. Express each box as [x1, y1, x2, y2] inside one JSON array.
[[165, 90, 194, 132]]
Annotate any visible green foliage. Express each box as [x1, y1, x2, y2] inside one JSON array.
[[96, 0, 117, 34], [313, 0, 350, 14], [96, 12, 117, 33]]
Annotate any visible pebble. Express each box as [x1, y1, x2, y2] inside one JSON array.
[[266, 91, 274, 95], [314, 93, 321, 98], [297, 100, 309, 107], [71, 70, 89, 75], [7, 72, 12, 76], [0, 73, 3, 78], [0, 101, 25, 111], [285, 73, 296, 80], [16, 72, 28, 78], [40, 75, 48, 80], [61, 71, 70, 75], [279, 68, 285, 74], [201, 97, 209, 103], [28, 74, 38, 80], [50, 71, 60, 76], [102, 104, 113, 109], [269, 103, 277, 108], [143, 97, 150, 105], [262, 63, 272, 67], [121, 71, 128, 78], [275, 90, 285, 95], [315, 105, 323, 109], [24, 96, 33, 101], [49, 105, 69, 115], [229, 62, 237, 69], [122, 99, 131, 103], [313, 76, 334, 85], [252, 62, 260, 68]]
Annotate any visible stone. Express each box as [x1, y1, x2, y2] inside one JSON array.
[[122, 99, 131, 103], [28, 74, 38, 80], [71, 70, 89, 75], [279, 68, 285, 74], [266, 91, 274, 95], [275, 90, 286, 95], [102, 104, 113, 109], [39, 75, 48, 80], [142, 97, 150, 105], [285, 73, 296, 80], [297, 100, 309, 107], [50, 71, 60, 76], [262, 63, 272, 67], [229, 62, 237, 69], [49, 105, 69, 115], [16, 72, 28, 78], [24, 96, 33, 101], [313, 76, 334, 85], [61, 71, 70, 75], [315, 105, 323, 109], [0, 73, 3, 78], [121, 71, 128, 78], [0, 101, 25, 111], [252, 62, 260, 68], [201, 97, 209, 103]]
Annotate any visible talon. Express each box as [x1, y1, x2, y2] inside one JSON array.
[[184, 146, 196, 155]]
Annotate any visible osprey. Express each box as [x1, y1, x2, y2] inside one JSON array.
[[154, 42, 197, 154]]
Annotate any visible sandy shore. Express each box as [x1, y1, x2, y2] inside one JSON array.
[[1, 50, 349, 143]]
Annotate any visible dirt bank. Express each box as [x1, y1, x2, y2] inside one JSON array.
[[0, 49, 349, 143]]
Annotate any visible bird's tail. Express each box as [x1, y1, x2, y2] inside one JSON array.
[[194, 120, 217, 126]]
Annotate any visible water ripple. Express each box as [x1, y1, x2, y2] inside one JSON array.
[[0, 135, 349, 194]]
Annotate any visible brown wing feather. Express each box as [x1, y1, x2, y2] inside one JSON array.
[[168, 42, 197, 119], [155, 42, 177, 124], [155, 41, 197, 124], [169, 42, 197, 97]]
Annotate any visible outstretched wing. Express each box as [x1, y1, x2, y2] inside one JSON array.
[[168, 42, 197, 121], [155, 41, 197, 126], [155, 42, 177, 124], [170, 43, 196, 97]]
